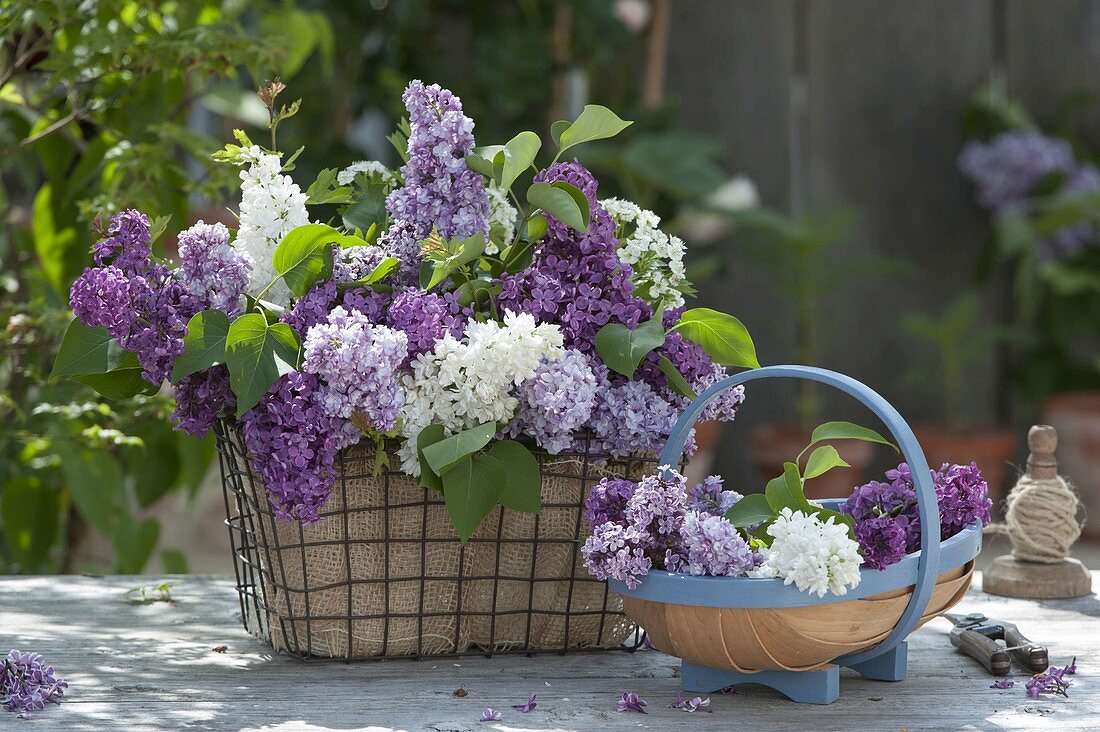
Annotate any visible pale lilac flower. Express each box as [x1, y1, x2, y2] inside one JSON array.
[[479, 708, 502, 722], [512, 693, 537, 712], [684, 696, 711, 713], [176, 220, 251, 315], [508, 349, 598, 453], [616, 691, 647, 713], [990, 679, 1015, 689]]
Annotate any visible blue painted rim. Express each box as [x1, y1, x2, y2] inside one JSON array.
[[650, 365, 943, 667]]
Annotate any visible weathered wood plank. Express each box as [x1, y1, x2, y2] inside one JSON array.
[[1, 574, 1098, 731]]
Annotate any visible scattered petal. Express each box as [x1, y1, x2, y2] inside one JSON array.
[[616, 691, 648, 713], [479, 708, 502, 722], [667, 692, 687, 710], [990, 679, 1015, 689], [721, 685, 745, 695], [684, 696, 711, 713], [512, 693, 537, 713]]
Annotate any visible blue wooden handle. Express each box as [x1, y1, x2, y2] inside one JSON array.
[[658, 365, 941, 666]]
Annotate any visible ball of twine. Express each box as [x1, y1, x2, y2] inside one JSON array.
[[987, 474, 1083, 563]]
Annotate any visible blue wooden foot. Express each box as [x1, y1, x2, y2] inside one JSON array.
[[844, 641, 908, 682], [681, 662, 840, 705]]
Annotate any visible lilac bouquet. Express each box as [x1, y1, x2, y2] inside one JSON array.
[[583, 421, 992, 596], [55, 80, 759, 539]]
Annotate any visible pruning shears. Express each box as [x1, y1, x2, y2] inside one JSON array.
[[944, 612, 1049, 676]]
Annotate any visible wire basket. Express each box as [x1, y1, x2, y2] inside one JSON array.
[[216, 419, 671, 660]]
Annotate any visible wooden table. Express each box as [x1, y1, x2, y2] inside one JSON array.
[[2, 573, 1098, 731]]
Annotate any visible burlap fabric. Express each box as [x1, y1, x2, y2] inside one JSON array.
[[221, 426, 652, 659]]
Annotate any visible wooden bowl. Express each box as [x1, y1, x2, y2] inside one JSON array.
[[623, 560, 973, 672]]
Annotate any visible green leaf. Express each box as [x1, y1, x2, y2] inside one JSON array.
[[764, 462, 813, 514], [657, 355, 697, 399], [342, 182, 389, 232], [525, 213, 548, 243], [441, 454, 508, 542], [803, 445, 851, 480], [466, 147, 502, 179], [723, 493, 775, 528], [416, 424, 447, 490], [272, 224, 337, 297], [806, 421, 897, 453], [557, 105, 633, 154], [500, 131, 542, 191], [74, 367, 153, 400], [550, 119, 571, 148], [671, 308, 760, 368], [305, 167, 354, 205], [1, 478, 59, 572], [595, 316, 666, 378], [171, 310, 231, 382], [422, 421, 497, 476], [388, 118, 411, 163], [225, 314, 301, 417], [342, 256, 400, 289], [52, 319, 129, 379], [527, 181, 590, 232], [488, 440, 541, 514]]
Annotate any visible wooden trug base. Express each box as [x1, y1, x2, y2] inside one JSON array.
[[983, 555, 1092, 599]]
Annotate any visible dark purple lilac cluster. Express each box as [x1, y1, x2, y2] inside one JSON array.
[[240, 371, 345, 523], [386, 288, 466, 362], [1, 650, 67, 714], [841, 461, 992, 570], [174, 365, 235, 437]]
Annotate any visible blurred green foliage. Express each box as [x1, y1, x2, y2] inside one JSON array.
[[0, 0, 329, 574], [963, 81, 1100, 403]]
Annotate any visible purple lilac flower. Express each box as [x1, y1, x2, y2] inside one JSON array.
[[511, 693, 537, 712], [176, 221, 251, 315], [385, 288, 466, 362], [384, 81, 489, 277], [583, 477, 635, 526], [1, 650, 67, 713], [301, 307, 408, 442], [843, 462, 992, 569], [376, 219, 423, 285], [1045, 164, 1100, 258], [69, 210, 190, 385], [69, 265, 134, 339], [625, 472, 688, 539], [589, 367, 688, 457], [173, 365, 234, 437], [684, 697, 711, 713], [240, 372, 344, 523], [1026, 669, 1071, 699], [958, 131, 1075, 209], [281, 258, 389, 336], [686, 475, 742, 515], [680, 510, 759, 576], [582, 522, 653, 589], [616, 692, 648, 713], [854, 515, 908, 570], [479, 708, 502, 722], [93, 208, 151, 272], [496, 162, 650, 356], [990, 679, 1015, 689], [508, 349, 598, 453]]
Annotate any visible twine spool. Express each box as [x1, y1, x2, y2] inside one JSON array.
[[986, 425, 1083, 564]]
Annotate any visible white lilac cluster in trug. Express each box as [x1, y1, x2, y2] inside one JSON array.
[[604, 198, 689, 311], [397, 311, 564, 474], [751, 508, 864, 597], [236, 146, 310, 306]]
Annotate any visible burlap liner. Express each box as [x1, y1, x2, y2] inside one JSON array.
[[227, 430, 652, 658]]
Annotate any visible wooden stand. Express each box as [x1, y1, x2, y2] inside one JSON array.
[[983, 425, 1093, 600], [984, 556, 1092, 599]]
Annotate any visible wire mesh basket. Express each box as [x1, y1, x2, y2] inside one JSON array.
[[215, 419, 670, 660]]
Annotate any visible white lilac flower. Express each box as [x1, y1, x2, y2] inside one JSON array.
[[604, 197, 688, 311], [759, 508, 863, 597], [397, 310, 564, 474], [484, 182, 518, 255], [235, 146, 309, 306], [336, 160, 399, 188]]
